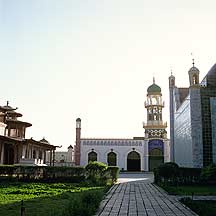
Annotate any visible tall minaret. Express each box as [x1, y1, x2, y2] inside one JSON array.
[[169, 71, 175, 162], [75, 118, 81, 165], [143, 78, 167, 138], [188, 59, 200, 86]]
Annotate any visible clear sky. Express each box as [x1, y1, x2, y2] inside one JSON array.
[[0, 0, 215, 150]]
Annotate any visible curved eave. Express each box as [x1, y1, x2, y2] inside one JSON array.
[[7, 112, 23, 117], [26, 138, 56, 150], [6, 119, 32, 127]]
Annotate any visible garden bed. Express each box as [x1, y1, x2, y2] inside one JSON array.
[[0, 182, 108, 216], [181, 198, 216, 216]]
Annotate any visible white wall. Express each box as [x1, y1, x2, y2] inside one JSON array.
[[80, 139, 146, 171]]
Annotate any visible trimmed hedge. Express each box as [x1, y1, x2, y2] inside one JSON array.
[[154, 162, 201, 186], [0, 165, 85, 182], [200, 164, 216, 184], [0, 164, 119, 185]]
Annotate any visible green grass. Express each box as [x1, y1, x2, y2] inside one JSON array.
[[0, 182, 106, 216], [181, 198, 216, 216], [160, 185, 216, 195]]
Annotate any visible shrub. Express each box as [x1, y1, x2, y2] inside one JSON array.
[[85, 162, 108, 185], [106, 166, 119, 183], [64, 189, 104, 216], [201, 164, 216, 184]]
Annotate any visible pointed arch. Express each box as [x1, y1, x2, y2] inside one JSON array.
[[127, 151, 141, 171], [107, 152, 117, 166], [88, 151, 97, 163]]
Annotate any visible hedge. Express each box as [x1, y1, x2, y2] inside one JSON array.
[[0, 164, 119, 185], [0, 165, 85, 183], [154, 162, 202, 185]]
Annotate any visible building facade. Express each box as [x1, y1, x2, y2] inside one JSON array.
[[0, 102, 56, 166], [169, 63, 216, 168], [74, 80, 170, 171], [46, 145, 75, 166]]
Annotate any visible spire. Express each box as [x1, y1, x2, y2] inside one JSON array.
[[192, 58, 195, 67]]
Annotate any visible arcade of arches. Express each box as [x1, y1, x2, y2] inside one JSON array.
[[87, 150, 164, 171]]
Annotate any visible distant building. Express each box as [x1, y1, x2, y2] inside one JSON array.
[[169, 62, 216, 167], [46, 145, 75, 166], [74, 80, 170, 171], [0, 102, 56, 166]]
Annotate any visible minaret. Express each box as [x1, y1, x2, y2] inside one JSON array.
[[169, 71, 175, 162], [143, 78, 167, 138], [188, 59, 200, 86], [75, 118, 81, 165]]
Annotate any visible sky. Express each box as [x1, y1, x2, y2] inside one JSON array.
[[0, 0, 215, 151]]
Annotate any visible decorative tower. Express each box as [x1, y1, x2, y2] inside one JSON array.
[[169, 72, 175, 162], [75, 118, 81, 165], [188, 59, 200, 86], [143, 78, 167, 138]]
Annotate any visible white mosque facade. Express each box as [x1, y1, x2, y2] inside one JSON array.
[[74, 81, 170, 171]]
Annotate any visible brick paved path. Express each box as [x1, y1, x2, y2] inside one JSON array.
[[96, 177, 197, 216]]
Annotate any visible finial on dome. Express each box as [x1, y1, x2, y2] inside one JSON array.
[[192, 58, 195, 67], [153, 77, 155, 84], [7, 101, 9, 106]]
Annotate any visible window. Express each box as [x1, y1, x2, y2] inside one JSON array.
[[107, 152, 117, 166], [88, 151, 97, 163]]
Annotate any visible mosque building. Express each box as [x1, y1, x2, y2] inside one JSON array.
[[74, 80, 170, 171], [169, 62, 216, 168]]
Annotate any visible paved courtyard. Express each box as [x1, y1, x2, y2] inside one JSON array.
[[96, 173, 197, 216]]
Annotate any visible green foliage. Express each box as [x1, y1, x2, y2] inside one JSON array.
[[178, 167, 201, 185], [181, 198, 216, 216], [106, 166, 119, 183], [0, 166, 85, 183], [64, 189, 104, 216], [200, 164, 216, 184], [85, 161, 108, 185], [0, 182, 106, 216], [154, 163, 202, 186], [154, 162, 179, 185], [161, 185, 216, 196]]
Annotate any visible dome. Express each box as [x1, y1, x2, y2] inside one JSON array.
[[147, 83, 161, 94], [76, 118, 81, 122], [188, 66, 200, 73]]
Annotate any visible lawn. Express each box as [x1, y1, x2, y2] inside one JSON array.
[[181, 198, 216, 216], [0, 182, 106, 216], [160, 185, 216, 196]]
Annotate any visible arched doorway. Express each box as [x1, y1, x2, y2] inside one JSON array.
[[149, 148, 163, 171], [127, 151, 141, 171], [107, 152, 117, 166], [88, 151, 97, 163]]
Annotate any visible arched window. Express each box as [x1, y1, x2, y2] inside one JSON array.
[[88, 151, 97, 163], [107, 152, 117, 166]]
